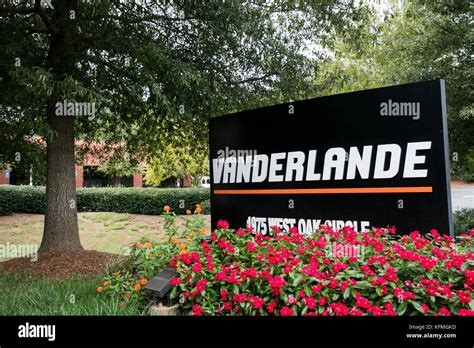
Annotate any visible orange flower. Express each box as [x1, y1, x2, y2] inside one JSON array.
[[199, 228, 206, 235], [177, 267, 182, 272], [136, 241, 143, 248], [145, 242, 152, 249], [103, 281, 109, 287], [163, 205, 170, 212], [179, 243, 186, 249], [139, 278, 148, 286], [124, 293, 131, 300], [148, 253, 154, 257], [96, 286, 103, 293], [187, 238, 192, 242], [191, 231, 196, 237], [180, 249, 188, 255], [113, 272, 119, 277], [186, 209, 192, 215], [171, 236, 179, 244], [135, 284, 141, 291]]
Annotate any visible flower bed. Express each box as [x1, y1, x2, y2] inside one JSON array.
[[99, 207, 474, 316]]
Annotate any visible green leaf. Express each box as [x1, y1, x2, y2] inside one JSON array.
[[398, 302, 408, 315], [169, 286, 177, 299], [343, 287, 350, 299], [292, 274, 303, 287], [411, 301, 425, 314]]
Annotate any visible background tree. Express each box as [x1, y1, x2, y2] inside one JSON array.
[[143, 143, 208, 187], [314, 0, 473, 180], [96, 151, 142, 187], [0, 0, 366, 251]]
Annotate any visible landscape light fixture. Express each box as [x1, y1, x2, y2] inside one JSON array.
[[144, 267, 177, 301]]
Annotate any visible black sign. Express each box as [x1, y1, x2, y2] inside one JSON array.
[[209, 80, 453, 235]]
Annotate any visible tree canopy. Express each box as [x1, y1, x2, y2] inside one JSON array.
[[0, 0, 367, 250]]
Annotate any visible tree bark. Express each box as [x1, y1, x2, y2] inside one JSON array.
[[39, 0, 83, 251], [40, 110, 82, 251]]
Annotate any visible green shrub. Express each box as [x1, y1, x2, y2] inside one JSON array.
[[0, 185, 209, 216], [453, 208, 474, 235], [199, 199, 211, 215], [0, 185, 46, 215]]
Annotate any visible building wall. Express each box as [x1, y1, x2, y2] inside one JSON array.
[[133, 173, 143, 187], [0, 170, 9, 185], [75, 165, 83, 188]]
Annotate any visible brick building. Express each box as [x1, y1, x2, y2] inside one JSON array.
[[0, 139, 144, 188]]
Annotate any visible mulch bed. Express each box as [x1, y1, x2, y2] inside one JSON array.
[[0, 250, 121, 279]]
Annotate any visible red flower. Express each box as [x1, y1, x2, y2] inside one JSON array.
[[421, 304, 429, 314], [384, 272, 398, 282], [318, 296, 328, 306], [247, 242, 257, 252], [269, 276, 287, 289], [437, 307, 451, 316], [223, 302, 232, 312], [220, 289, 227, 300], [192, 304, 204, 316], [458, 291, 471, 304], [236, 229, 245, 236], [171, 278, 182, 286], [233, 293, 246, 303], [458, 309, 474, 316], [251, 297, 266, 309], [302, 296, 316, 309], [280, 306, 295, 316], [267, 301, 277, 314], [217, 220, 229, 229], [192, 263, 202, 273], [420, 257, 437, 270], [356, 297, 372, 309], [196, 279, 207, 293]]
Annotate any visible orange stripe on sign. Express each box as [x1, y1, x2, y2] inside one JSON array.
[[213, 187, 433, 195]]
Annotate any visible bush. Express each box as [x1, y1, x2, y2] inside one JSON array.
[[0, 185, 209, 216], [0, 186, 46, 215], [98, 211, 207, 304], [199, 199, 211, 215], [454, 208, 474, 235], [170, 224, 473, 316]]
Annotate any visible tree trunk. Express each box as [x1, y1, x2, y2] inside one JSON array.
[[39, 0, 83, 251], [40, 112, 83, 251]]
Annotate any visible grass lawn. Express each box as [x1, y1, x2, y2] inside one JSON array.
[[0, 212, 211, 255], [0, 212, 210, 315], [0, 273, 146, 315]]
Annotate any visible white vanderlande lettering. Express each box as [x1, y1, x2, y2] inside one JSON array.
[[268, 152, 286, 182], [236, 155, 253, 183], [222, 157, 237, 183], [285, 151, 305, 181], [306, 150, 320, 181], [373, 144, 401, 179], [346, 146, 373, 180], [403, 141, 431, 178], [212, 157, 225, 183], [322, 147, 345, 180], [252, 154, 269, 182]]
